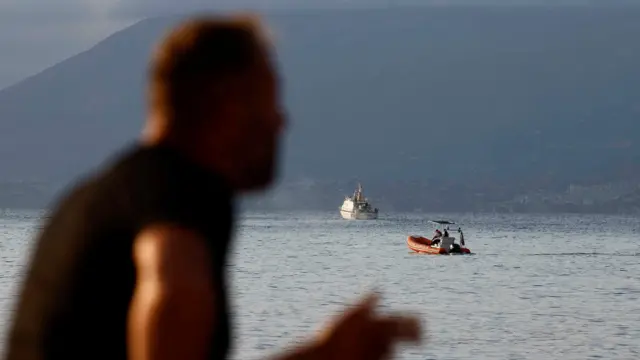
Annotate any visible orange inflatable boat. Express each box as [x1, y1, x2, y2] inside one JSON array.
[[407, 235, 470, 255], [407, 220, 471, 255]]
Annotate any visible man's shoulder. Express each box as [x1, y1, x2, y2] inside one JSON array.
[[107, 144, 233, 221], [44, 172, 106, 223], [42, 146, 142, 222], [47, 143, 233, 228]]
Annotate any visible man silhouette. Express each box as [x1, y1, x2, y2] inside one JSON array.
[[5, 14, 421, 360]]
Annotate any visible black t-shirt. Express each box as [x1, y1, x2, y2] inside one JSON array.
[[4, 144, 234, 360]]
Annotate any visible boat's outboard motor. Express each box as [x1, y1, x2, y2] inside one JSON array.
[[450, 243, 461, 253]]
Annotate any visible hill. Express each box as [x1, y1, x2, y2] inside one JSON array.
[[1, 5, 640, 211]]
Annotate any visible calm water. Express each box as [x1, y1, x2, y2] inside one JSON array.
[[0, 209, 639, 359]]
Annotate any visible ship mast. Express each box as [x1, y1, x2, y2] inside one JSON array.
[[355, 183, 363, 202]]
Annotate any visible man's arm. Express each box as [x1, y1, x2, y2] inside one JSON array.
[[128, 225, 216, 360]]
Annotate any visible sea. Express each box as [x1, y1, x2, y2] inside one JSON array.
[[0, 209, 639, 359]]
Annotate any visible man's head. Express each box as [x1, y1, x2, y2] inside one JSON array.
[[147, 14, 285, 192]]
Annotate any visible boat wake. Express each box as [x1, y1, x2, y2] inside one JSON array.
[[474, 252, 640, 257], [525, 252, 640, 257]]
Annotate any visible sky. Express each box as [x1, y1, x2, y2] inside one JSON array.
[[0, 0, 135, 89], [0, 0, 634, 89]]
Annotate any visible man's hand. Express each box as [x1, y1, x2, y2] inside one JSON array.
[[316, 293, 422, 359], [272, 293, 422, 360]]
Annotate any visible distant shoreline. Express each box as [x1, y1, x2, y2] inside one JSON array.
[[1, 197, 638, 216]]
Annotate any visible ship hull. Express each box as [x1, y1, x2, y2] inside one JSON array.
[[340, 209, 378, 220]]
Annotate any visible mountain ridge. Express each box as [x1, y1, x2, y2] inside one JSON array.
[[1, 5, 639, 211]]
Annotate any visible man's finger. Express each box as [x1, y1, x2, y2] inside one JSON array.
[[340, 292, 380, 322], [316, 292, 380, 343], [352, 292, 380, 314], [361, 316, 422, 360], [375, 315, 422, 343]]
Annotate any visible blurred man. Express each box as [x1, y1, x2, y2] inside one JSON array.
[[4, 14, 421, 360]]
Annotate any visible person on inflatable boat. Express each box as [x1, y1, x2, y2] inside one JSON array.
[[432, 229, 443, 245], [458, 227, 465, 246]]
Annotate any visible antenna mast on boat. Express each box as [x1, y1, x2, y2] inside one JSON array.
[[355, 183, 363, 202]]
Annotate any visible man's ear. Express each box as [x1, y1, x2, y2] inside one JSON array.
[[203, 78, 246, 120]]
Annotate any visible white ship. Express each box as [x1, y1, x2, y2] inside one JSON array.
[[340, 183, 379, 220]]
